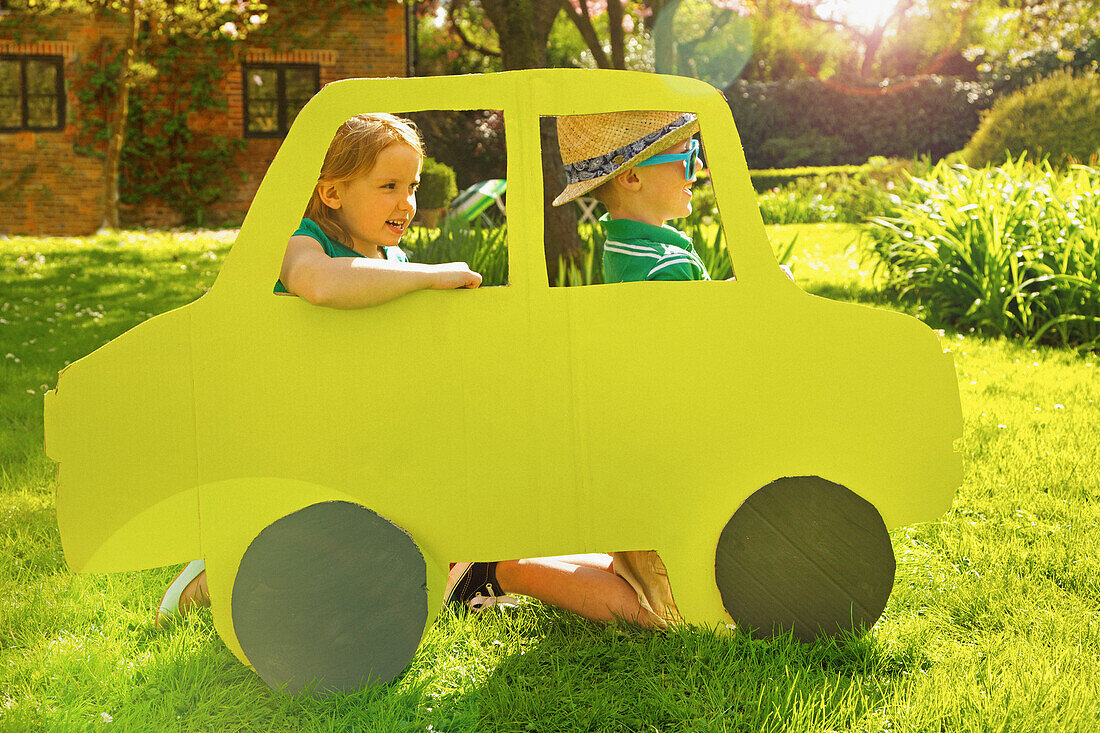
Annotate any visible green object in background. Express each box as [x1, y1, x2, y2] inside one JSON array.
[[446, 179, 507, 227], [417, 157, 458, 210]]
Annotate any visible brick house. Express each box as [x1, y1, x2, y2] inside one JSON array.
[[0, 4, 409, 236]]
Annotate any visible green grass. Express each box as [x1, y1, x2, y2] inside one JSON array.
[[2, 225, 1099, 731]]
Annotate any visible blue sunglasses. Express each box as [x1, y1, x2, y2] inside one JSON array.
[[635, 138, 700, 180]]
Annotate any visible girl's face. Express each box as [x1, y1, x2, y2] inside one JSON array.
[[322, 142, 422, 255]]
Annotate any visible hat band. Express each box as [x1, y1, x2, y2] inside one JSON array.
[[562, 113, 696, 185]]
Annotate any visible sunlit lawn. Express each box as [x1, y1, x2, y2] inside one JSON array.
[[1, 225, 1098, 731]]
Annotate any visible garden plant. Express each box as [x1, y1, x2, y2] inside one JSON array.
[[866, 158, 1100, 351]]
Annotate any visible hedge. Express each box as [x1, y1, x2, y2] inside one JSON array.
[[747, 165, 865, 193], [725, 75, 995, 169]]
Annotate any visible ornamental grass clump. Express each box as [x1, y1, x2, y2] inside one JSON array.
[[403, 221, 509, 287], [866, 157, 1100, 351]]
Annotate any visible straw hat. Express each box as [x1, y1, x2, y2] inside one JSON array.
[[552, 110, 699, 206]]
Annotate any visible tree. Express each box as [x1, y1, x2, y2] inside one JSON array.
[[968, 0, 1100, 89], [12, 0, 266, 229]]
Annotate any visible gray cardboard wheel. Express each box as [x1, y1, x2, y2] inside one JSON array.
[[714, 476, 895, 642], [232, 501, 427, 695]]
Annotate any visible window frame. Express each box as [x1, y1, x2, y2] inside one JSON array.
[[0, 54, 66, 133], [242, 62, 320, 139]]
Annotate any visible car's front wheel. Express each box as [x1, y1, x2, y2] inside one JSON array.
[[231, 501, 427, 694], [714, 476, 895, 642]]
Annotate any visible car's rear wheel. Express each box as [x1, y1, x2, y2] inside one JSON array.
[[714, 476, 895, 642], [231, 501, 427, 695]]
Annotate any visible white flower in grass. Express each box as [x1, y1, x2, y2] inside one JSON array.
[[99, 712, 112, 723], [1054, 404, 1065, 410]]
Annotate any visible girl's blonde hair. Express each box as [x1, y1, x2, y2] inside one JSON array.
[[305, 113, 425, 246]]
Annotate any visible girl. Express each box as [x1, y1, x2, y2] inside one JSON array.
[[157, 114, 669, 630]]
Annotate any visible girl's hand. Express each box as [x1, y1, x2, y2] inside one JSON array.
[[431, 262, 483, 290]]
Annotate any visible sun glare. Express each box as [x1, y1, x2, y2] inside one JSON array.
[[816, 0, 899, 30]]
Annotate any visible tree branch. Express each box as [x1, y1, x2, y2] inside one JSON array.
[[559, 0, 613, 68], [448, 0, 502, 57]]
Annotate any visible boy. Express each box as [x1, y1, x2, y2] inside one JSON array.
[[552, 110, 711, 283]]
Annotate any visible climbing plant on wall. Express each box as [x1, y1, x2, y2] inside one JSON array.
[[6, 0, 267, 227], [4, 0, 389, 227]]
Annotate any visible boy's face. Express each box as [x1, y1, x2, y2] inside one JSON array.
[[626, 138, 702, 225]]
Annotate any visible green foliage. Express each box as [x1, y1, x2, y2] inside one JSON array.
[[727, 75, 995, 168], [402, 221, 508, 287], [962, 70, 1100, 168], [747, 158, 926, 225], [416, 157, 459, 210], [981, 35, 1100, 97], [757, 133, 851, 168], [116, 37, 247, 225], [976, 0, 1100, 95], [866, 158, 1100, 350]]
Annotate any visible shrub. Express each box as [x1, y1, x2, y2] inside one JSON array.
[[866, 158, 1100, 350], [962, 70, 1100, 168], [749, 165, 865, 193], [726, 75, 994, 168], [417, 157, 458, 210]]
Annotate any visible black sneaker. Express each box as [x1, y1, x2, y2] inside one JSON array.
[[443, 562, 516, 612]]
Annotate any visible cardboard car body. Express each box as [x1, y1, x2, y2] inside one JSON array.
[[44, 69, 963, 692]]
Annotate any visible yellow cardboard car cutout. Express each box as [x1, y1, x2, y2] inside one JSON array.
[[44, 69, 963, 695]]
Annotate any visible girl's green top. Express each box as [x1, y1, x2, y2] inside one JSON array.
[[273, 218, 410, 294]]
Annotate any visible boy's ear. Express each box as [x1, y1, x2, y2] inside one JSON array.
[[614, 168, 642, 192], [317, 182, 342, 210]]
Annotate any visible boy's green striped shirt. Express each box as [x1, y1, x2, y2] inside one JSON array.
[[600, 214, 711, 283]]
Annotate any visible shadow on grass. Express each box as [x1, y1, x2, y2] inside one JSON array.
[[454, 612, 898, 731]]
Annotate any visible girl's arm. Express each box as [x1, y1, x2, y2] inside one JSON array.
[[279, 235, 482, 309]]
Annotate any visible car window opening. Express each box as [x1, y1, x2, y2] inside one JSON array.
[[542, 112, 734, 287], [273, 109, 509, 298]]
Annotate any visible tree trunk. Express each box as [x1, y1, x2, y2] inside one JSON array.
[[481, 0, 582, 280], [606, 0, 626, 70], [102, 0, 139, 230]]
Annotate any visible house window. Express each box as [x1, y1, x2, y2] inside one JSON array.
[[0, 55, 65, 132], [243, 63, 319, 137]]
